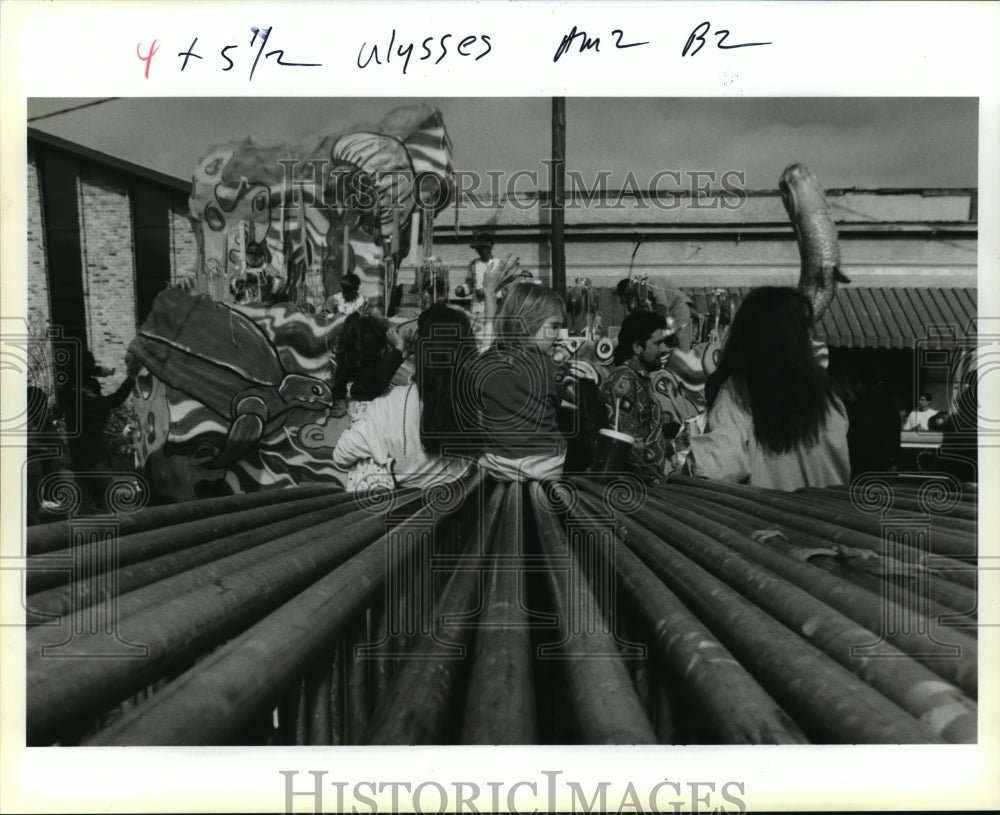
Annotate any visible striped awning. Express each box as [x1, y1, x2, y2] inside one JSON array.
[[686, 287, 977, 350]]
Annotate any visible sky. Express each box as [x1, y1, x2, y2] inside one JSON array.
[[25, 96, 978, 193]]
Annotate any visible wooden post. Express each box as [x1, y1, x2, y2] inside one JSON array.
[[550, 97, 566, 297]]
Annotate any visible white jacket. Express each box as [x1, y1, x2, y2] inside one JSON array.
[[332, 383, 473, 490], [687, 384, 850, 491]]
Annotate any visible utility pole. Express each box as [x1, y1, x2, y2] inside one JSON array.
[[550, 97, 566, 297]]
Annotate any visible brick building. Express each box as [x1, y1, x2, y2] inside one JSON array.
[[27, 128, 194, 391]]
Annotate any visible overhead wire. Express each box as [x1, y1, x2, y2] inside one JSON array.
[[28, 98, 121, 123]]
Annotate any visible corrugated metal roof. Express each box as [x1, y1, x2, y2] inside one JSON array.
[[684, 287, 977, 349]]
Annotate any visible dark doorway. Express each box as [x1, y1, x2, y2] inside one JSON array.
[[132, 182, 172, 324], [38, 149, 87, 345]]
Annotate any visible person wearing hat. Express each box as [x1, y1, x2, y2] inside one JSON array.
[[467, 233, 497, 320], [324, 272, 369, 317], [616, 276, 694, 352]]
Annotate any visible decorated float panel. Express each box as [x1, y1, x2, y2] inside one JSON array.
[[186, 104, 454, 310]]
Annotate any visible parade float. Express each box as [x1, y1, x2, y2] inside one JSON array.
[[126, 104, 454, 500]]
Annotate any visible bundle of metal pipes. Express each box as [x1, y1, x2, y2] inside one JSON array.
[[24, 471, 977, 746]]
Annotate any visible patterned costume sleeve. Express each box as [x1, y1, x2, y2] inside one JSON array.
[[599, 369, 636, 434], [599, 368, 664, 482]]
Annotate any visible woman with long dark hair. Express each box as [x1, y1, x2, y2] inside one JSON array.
[[333, 304, 475, 489], [330, 312, 405, 420], [684, 286, 850, 490]]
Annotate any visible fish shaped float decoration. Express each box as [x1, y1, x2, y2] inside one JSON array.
[[779, 162, 850, 322]]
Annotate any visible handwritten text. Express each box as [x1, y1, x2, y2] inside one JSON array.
[[553, 26, 650, 62], [682, 21, 772, 57], [357, 30, 492, 74], [136, 26, 322, 81]]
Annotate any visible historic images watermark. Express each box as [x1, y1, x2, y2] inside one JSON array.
[[280, 770, 748, 814], [846, 318, 990, 658], [277, 160, 749, 213]]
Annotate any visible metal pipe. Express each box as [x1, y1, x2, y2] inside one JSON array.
[[824, 480, 978, 506], [82, 473, 482, 745], [528, 482, 657, 744], [27, 483, 347, 556], [277, 680, 304, 745], [667, 475, 976, 559], [652, 488, 978, 625], [28, 503, 405, 746], [664, 479, 976, 584], [572, 491, 808, 744], [461, 483, 538, 745], [346, 615, 370, 745], [26, 500, 365, 624], [795, 487, 978, 533], [596, 492, 944, 743], [303, 659, 333, 745], [27, 491, 365, 593], [365, 482, 503, 745], [27, 502, 412, 653], [330, 640, 346, 745], [611, 489, 977, 741]]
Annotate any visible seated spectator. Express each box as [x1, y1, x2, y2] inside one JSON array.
[[903, 392, 937, 431], [473, 281, 568, 482], [331, 313, 406, 420], [599, 310, 673, 483], [324, 272, 369, 317], [684, 287, 850, 491], [332, 304, 475, 490]]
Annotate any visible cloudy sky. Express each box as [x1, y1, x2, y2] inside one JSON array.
[[26, 96, 977, 193]]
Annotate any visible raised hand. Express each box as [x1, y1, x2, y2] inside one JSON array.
[[483, 253, 522, 298]]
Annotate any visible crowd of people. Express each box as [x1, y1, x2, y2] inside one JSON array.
[[325, 246, 971, 494], [325, 254, 864, 494], [28, 251, 964, 521]]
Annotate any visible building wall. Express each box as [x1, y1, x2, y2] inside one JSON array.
[[429, 190, 978, 291], [429, 234, 978, 291], [77, 166, 136, 388], [25, 146, 51, 356], [170, 202, 198, 284], [26, 144, 194, 391]]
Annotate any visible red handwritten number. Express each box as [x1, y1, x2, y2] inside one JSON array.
[[137, 39, 160, 79]]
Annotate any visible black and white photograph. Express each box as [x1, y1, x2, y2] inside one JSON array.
[[2, 2, 999, 814]]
